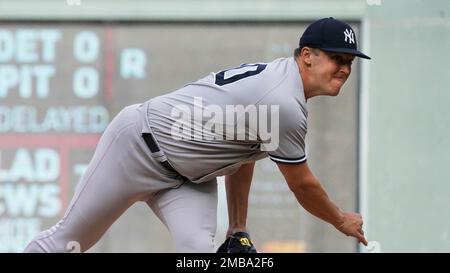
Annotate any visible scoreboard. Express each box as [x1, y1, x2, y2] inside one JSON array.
[[0, 23, 358, 252], [0, 25, 148, 251]]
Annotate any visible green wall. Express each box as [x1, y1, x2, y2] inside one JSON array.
[[365, 0, 450, 252]]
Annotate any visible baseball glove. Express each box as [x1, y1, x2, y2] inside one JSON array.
[[216, 231, 257, 253]]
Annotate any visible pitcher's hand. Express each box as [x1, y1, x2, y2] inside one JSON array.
[[335, 212, 368, 246]]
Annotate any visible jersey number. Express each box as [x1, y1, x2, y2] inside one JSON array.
[[215, 63, 267, 86]]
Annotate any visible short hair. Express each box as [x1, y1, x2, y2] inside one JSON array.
[[293, 47, 320, 58], [293, 47, 301, 58]]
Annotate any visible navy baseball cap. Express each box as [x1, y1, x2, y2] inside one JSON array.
[[299, 17, 371, 59]]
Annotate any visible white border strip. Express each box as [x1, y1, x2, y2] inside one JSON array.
[[269, 155, 307, 164]]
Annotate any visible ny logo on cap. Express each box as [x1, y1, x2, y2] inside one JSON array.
[[344, 29, 355, 44]]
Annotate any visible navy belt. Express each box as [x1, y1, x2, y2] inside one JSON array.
[[142, 133, 189, 182]]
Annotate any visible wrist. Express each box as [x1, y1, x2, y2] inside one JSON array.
[[332, 211, 345, 229]]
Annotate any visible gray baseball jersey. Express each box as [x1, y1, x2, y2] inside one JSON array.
[[24, 57, 308, 253], [146, 57, 308, 183]]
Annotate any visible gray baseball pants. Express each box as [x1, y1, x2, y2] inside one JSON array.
[[23, 103, 217, 252]]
